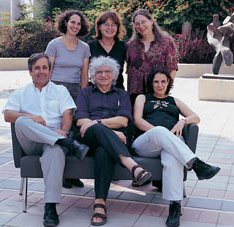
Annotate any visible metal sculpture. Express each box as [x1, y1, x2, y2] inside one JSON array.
[[207, 13, 234, 74]]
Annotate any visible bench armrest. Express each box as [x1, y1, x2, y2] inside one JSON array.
[[11, 123, 24, 168], [183, 124, 199, 154]]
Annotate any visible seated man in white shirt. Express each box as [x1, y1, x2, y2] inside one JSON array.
[[2, 53, 88, 227]]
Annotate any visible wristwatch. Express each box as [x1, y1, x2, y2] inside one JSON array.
[[181, 118, 187, 124], [96, 119, 102, 124]]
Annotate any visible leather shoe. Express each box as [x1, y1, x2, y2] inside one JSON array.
[[63, 178, 84, 188], [62, 179, 72, 188], [70, 140, 89, 160], [192, 158, 220, 180], [43, 203, 59, 227], [166, 202, 181, 227], [71, 178, 84, 187]]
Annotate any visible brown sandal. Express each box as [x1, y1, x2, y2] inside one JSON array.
[[91, 203, 107, 226], [131, 165, 152, 186]]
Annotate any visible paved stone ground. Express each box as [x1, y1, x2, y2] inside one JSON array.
[[0, 70, 234, 227]]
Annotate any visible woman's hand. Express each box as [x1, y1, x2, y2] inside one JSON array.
[[171, 120, 186, 136]]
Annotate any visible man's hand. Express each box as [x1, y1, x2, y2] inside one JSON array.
[[30, 115, 46, 126], [113, 130, 126, 144], [171, 120, 185, 136], [54, 129, 67, 137], [80, 121, 97, 137]]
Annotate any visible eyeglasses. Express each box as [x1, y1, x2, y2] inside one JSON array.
[[102, 23, 118, 28], [96, 70, 112, 75], [134, 20, 147, 28]]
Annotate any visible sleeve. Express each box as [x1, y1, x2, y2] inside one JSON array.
[[74, 88, 90, 120], [166, 38, 178, 71], [45, 39, 57, 57], [2, 89, 21, 113], [84, 43, 91, 58], [58, 86, 77, 114], [125, 43, 132, 74], [116, 90, 133, 121], [88, 40, 94, 57]]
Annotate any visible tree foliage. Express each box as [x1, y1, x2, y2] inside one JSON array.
[[156, 0, 234, 33], [1, 0, 233, 61], [40, 0, 234, 35]]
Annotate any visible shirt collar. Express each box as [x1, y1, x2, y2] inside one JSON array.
[[30, 81, 52, 92], [92, 84, 119, 93], [139, 39, 156, 45]]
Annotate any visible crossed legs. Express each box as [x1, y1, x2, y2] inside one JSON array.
[[80, 123, 152, 225]]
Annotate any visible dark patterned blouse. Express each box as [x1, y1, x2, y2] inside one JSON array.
[[126, 36, 178, 94]]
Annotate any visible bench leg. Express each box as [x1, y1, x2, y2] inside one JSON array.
[[183, 182, 186, 198], [23, 178, 28, 213], [19, 178, 25, 195], [180, 200, 184, 215]]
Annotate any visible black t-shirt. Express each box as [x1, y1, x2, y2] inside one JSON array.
[[88, 40, 126, 89], [143, 94, 180, 130]]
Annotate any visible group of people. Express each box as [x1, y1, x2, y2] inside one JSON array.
[[2, 8, 221, 227]]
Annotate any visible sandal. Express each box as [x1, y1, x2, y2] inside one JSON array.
[[131, 179, 151, 187], [131, 165, 152, 186], [91, 203, 107, 226]]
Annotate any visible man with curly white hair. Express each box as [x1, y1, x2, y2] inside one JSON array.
[[74, 56, 152, 226]]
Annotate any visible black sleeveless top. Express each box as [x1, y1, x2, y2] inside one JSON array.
[[135, 94, 180, 138], [143, 94, 180, 130]]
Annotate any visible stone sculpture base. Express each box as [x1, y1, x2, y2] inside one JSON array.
[[198, 73, 234, 102]]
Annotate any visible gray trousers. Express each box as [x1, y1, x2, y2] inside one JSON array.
[[132, 126, 196, 201], [15, 116, 65, 203]]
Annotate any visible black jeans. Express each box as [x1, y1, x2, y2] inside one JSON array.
[[80, 123, 131, 200]]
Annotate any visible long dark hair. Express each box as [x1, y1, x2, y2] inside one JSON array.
[[147, 66, 173, 95]]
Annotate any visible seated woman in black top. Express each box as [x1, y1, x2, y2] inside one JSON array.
[[132, 66, 220, 227], [88, 11, 126, 89]]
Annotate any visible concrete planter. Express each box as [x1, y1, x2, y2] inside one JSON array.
[[0, 58, 28, 71], [199, 73, 234, 102], [0, 58, 233, 77]]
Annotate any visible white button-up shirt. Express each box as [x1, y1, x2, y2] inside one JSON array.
[[2, 81, 76, 129]]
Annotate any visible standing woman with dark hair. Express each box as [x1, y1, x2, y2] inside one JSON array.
[[88, 11, 126, 89], [46, 9, 90, 100], [45, 9, 90, 189], [126, 9, 178, 102]]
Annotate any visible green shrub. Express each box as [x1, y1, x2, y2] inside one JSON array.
[[0, 19, 58, 57], [174, 32, 215, 63], [14, 19, 43, 33], [174, 31, 234, 64]]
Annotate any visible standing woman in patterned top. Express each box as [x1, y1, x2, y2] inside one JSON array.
[[126, 9, 178, 102], [45, 9, 90, 189], [88, 11, 126, 89], [46, 9, 90, 101]]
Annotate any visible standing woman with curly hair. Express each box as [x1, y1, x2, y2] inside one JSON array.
[[88, 11, 126, 89], [45, 9, 90, 189], [126, 9, 178, 103], [46, 9, 90, 100]]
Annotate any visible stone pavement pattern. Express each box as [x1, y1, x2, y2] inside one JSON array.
[[0, 71, 234, 227]]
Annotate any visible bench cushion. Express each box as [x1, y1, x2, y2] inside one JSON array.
[[21, 155, 163, 180]]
